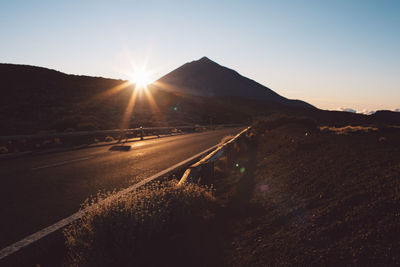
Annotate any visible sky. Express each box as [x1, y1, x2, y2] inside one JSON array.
[[1, 0, 399, 112]]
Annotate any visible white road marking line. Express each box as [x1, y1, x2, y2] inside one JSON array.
[[31, 156, 95, 170], [0, 144, 219, 260]]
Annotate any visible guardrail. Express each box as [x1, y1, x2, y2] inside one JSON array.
[[0, 144, 221, 260], [0, 124, 243, 141], [0, 126, 191, 141], [178, 126, 251, 185], [0, 126, 250, 261], [0, 124, 244, 156]]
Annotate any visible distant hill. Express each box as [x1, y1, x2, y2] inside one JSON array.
[[370, 110, 400, 124], [0, 63, 131, 135], [0, 60, 399, 135], [156, 57, 313, 108], [0, 62, 262, 135]]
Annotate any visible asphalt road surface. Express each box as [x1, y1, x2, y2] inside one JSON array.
[[0, 127, 244, 249]]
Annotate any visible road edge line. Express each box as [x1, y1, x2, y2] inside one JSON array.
[[0, 144, 219, 260]]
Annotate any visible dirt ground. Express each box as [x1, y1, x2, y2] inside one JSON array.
[[3, 120, 399, 267], [211, 121, 400, 266]]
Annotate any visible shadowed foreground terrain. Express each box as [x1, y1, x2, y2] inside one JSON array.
[[214, 119, 400, 266], [58, 118, 400, 266]]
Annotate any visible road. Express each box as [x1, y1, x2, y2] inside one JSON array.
[[0, 127, 244, 249]]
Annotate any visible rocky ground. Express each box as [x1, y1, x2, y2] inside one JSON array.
[[212, 119, 400, 266]]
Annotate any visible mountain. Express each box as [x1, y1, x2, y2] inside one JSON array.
[[370, 110, 400, 124], [0, 63, 131, 135], [0, 62, 262, 135], [156, 57, 313, 108], [1, 60, 398, 136]]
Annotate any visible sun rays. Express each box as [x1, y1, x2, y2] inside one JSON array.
[[129, 68, 153, 89], [120, 86, 139, 129], [93, 81, 133, 101], [87, 63, 161, 129]]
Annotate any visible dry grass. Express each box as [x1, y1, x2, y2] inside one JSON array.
[[220, 134, 234, 144], [63, 180, 214, 266], [104, 136, 115, 142], [0, 146, 8, 154], [320, 125, 378, 134]]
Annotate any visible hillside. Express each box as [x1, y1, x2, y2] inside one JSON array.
[[0, 61, 314, 136], [0, 64, 129, 135], [208, 119, 400, 266], [0, 63, 238, 135], [156, 57, 313, 108], [1, 60, 398, 136]]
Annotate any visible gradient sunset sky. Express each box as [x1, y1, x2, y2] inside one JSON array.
[[1, 0, 399, 112]]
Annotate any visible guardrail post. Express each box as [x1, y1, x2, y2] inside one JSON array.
[[239, 134, 249, 152], [140, 127, 144, 140], [226, 144, 235, 171], [200, 162, 214, 184], [178, 126, 251, 186], [179, 167, 201, 185]]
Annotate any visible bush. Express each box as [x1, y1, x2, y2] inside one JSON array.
[[104, 136, 115, 142], [64, 180, 214, 266], [220, 134, 234, 144], [0, 146, 8, 154], [319, 125, 378, 135]]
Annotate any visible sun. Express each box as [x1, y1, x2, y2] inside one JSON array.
[[129, 69, 152, 88]]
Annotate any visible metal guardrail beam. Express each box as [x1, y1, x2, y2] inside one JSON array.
[[0, 144, 220, 261], [0, 126, 191, 141], [178, 126, 251, 185], [0, 124, 244, 141], [0, 125, 249, 261]]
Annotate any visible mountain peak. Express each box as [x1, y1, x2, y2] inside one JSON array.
[[156, 57, 313, 108], [198, 56, 212, 61], [195, 56, 217, 65]]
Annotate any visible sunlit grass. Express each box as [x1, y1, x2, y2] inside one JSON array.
[[220, 134, 234, 144], [320, 125, 378, 134], [64, 180, 214, 266]]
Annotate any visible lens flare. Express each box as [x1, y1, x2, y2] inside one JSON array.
[[129, 69, 152, 88], [88, 58, 160, 131]]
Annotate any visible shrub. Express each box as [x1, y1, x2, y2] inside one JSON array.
[[64, 180, 214, 266], [320, 125, 378, 135], [0, 146, 8, 154], [220, 134, 234, 144], [104, 136, 115, 142]]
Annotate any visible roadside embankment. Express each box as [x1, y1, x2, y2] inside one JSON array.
[[64, 117, 400, 266], [213, 117, 400, 266]]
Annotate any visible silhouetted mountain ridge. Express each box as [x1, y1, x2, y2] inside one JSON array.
[[1, 60, 399, 136], [157, 57, 313, 108]]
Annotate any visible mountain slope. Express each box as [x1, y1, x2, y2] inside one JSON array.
[[0, 63, 131, 134], [0, 63, 258, 135], [156, 57, 313, 108], [1, 60, 397, 136]]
